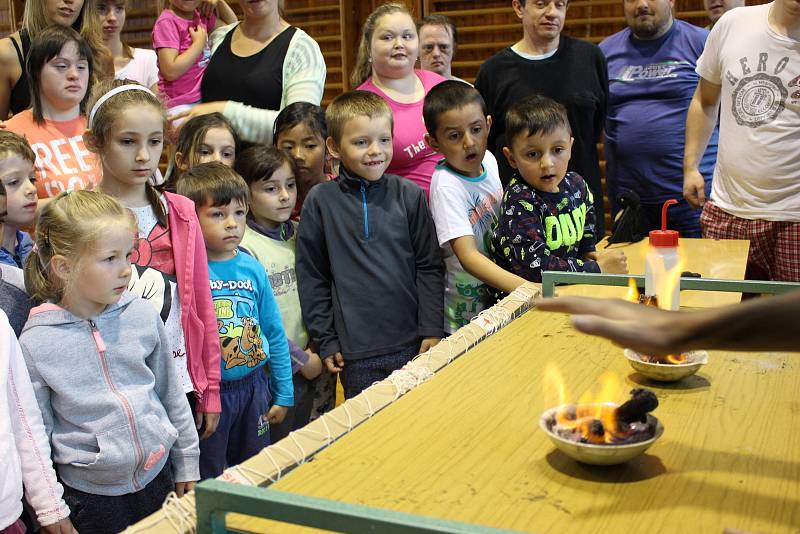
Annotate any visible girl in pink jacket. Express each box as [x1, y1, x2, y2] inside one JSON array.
[[85, 79, 222, 438]]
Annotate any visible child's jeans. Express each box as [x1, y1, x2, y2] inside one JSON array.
[[199, 369, 272, 479], [61, 463, 173, 534], [340, 344, 418, 399]]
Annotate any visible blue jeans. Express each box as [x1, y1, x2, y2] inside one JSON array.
[[340, 345, 418, 399], [199, 369, 272, 479]]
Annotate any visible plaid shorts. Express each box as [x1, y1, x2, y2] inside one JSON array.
[[700, 201, 800, 282]]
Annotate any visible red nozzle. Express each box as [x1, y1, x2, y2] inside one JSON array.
[[661, 199, 678, 231], [650, 199, 679, 248]]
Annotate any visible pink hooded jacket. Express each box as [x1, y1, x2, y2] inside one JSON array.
[[165, 192, 221, 413]]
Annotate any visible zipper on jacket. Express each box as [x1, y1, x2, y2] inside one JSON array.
[[360, 180, 369, 239], [88, 319, 145, 491]]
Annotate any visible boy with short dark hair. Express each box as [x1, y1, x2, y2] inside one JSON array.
[[423, 80, 526, 333], [491, 95, 627, 283], [177, 162, 293, 478], [0, 131, 37, 268], [296, 90, 445, 400], [0, 179, 32, 337]]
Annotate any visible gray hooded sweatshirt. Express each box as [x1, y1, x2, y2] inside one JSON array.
[[18, 293, 199, 496]]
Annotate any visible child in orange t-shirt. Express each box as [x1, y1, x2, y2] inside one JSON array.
[[5, 26, 101, 199]]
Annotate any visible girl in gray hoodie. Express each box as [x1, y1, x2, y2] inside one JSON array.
[[18, 190, 200, 534]]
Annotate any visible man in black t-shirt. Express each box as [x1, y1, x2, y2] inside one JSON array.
[[475, 0, 608, 235]]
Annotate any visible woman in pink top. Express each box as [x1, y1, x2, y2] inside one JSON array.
[[352, 3, 446, 197], [5, 26, 101, 199]]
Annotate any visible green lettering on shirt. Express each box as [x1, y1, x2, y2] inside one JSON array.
[[545, 215, 562, 249]]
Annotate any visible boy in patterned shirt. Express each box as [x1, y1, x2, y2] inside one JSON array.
[[424, 81, 526, 333], [491, 95, 627, 284]]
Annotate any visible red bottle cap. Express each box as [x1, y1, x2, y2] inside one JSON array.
[[649, 199, 679, 248]]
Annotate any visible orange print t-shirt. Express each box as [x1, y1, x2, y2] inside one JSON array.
[[6, 110, 102, 198]]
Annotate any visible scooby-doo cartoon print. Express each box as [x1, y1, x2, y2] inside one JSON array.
[[212, 279, 267, 370]]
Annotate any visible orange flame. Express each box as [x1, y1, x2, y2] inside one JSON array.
[[645, 251, 686, 310], [641, 352, 689, 364], [545, 365, 633, 444], [665, 353, 688, 364], [625, 278, 639, 302]]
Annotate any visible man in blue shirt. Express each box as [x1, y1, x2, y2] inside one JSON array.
[[600, 0, 718, 237]]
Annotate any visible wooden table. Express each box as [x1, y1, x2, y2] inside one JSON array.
[[231, 308, 800, 533], [556, 238, 750, 307]]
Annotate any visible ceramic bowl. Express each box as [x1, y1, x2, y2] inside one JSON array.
[[624, 349, 709, 382], [539, 404, 664, 466]]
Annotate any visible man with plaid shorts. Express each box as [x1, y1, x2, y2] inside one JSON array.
[[682, 0, 800, 281]]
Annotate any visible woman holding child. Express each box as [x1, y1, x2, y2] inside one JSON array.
[[171, 0, 326, 144], [353, 2, 447, 197]]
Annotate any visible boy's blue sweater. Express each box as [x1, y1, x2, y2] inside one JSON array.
[[208, 252, 293, 406]]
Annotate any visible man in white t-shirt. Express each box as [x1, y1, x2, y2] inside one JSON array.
[[683, 0, 800, 281]]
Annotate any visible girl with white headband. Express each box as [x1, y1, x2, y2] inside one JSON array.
[[83, 79, 223, 457]]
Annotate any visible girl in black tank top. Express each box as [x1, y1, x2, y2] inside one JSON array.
[[8, 29, 32, 114], [201, 24, 297, 112]]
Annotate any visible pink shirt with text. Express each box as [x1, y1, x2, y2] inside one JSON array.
[[358, 69, 447, 196]]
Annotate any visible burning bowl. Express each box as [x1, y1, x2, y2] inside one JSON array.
[[539, 402, 664, 466], [624, 349, 709, 382]]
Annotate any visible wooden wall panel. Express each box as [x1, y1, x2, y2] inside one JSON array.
[[0, 0, 19, 39]]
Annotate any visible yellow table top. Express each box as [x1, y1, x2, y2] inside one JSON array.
[[236, 308, 800, 534], [557, 238, 750, 307]]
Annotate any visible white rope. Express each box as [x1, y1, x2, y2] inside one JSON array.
[[125, 491, 196, 533], [161, 492, 196, 534], [324, 401, 356, 431], [288, 432, 309, 462], [128, 289, 540, 533], [227, 463, 270, 485], [386, 364, 434, 396]]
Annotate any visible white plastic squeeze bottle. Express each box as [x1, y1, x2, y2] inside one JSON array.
[[645, 199, 680, 310]]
